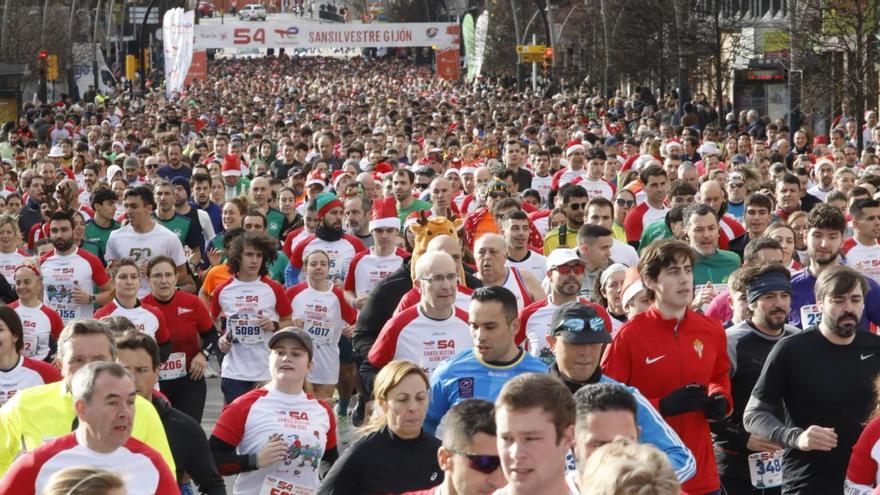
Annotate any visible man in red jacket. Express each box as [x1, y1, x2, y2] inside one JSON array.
[[602, 239, 732, 495]]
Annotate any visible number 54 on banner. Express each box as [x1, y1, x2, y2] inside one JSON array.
[[234, 28, 266, 44]]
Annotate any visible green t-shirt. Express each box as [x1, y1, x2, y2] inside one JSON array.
[[639, 220, 674, 253], [79, 239, 104, 262], [396, 199, 432, 228], [84, 219, 121, 255], [265, 208, 287, 240], [155, 213, 192, 248], [269, 251, 289, 285], [693, 249, 741, 286]]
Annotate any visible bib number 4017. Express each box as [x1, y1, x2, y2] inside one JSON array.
[[234, 28, 266, 45]]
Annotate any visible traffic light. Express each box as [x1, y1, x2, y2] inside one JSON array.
[[37, 50, 47, 102], [544, 47, 553, 64], [125, 55, 137, 81], [46, 55, 59, 81]]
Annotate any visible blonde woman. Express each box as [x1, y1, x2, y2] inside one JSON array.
[[579, 439, 680, 495], [42, 467, 124, 495], [319, 360, 441, 495]]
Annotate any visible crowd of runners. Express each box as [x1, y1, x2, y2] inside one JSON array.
[[0, 54, 877, 494]]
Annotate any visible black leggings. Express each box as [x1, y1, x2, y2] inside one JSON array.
[[160, 375, 207, 423]]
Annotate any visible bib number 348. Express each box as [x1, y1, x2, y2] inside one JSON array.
[[748, 451, 783, 489]]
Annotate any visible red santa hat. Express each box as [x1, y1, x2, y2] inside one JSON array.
[[221, 154, 242, 177], [374, 161, 393, 175], [306, 170, 327, 188], [369, 197, 401, 231], [331, 170, 351, 191], [565, 143, 585, 156]]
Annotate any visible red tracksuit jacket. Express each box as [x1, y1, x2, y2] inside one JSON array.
[[602, 305, 732, 495]]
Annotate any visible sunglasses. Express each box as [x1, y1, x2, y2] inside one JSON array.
[[446, 448, 501, 474], [415, 182, 430, 189], [145, 164, 158, 169], [727, 182, 744, 188], [554, 263, 585, 275], [615, 198, 635, 207], [568, 202, 588, 210]]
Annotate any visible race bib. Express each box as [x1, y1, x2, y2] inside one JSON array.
[[158, 352, 187, 381], [748, 451, 783, 489], [229, 315, 265, 345], [259, 475, 314, 495], [54, 303, 79, 322], [306, 324, 334, 347], [22, 332, 38, 358], [799, 304, 822, 329]]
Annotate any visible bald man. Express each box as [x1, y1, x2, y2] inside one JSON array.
[[475, 234, 545, 311], [356, 172, 382, 201], [429, 178, 456, 218], [368, 251, 471, 376], [698, 180, 745, 251]]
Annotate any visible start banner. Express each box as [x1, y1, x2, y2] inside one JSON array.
[[194, 21, 458, 50]]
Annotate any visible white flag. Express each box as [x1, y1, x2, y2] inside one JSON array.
[[163, 8, 195, 97]]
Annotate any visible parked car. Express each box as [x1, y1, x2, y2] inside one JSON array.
[[196, 0, 214, 18], [238, 4, 267, 21]]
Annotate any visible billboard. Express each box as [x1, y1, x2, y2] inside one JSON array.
[[193, 21, 458, 50]]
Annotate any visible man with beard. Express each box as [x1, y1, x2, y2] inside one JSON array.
[[789, 203, 880, 331], [40, 210, 113, 325], [190, 173, 222, 235], [290, 192, 366, 286], [713, 263, 799, 494], [744, 265, 880, 494], [344, 195, 373, 249], [543, 184, 589, 255], [393, 168, 432, 226]]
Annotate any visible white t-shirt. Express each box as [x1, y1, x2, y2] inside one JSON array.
[[211, 388, 336, 495], [287, 284, 356, 385], [611, 239, 639, 267], [212, 276, 292, 382], [8, 302, 63, 361], [369, 305, 471, 377], [95, 300, 168, 343], [105, 222, 187, 297], [844, 239, 880, 284], [0, 249, 26, 286], [344, 248, 406, 297], [0, 356, 59, 406], [290, 234, 365, 286], [579, 178, 615, 201], [531, 174, 554, 205], [40, 248, 110, 323]]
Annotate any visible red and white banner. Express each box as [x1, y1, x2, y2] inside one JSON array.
[[193, 21, 458, 50]]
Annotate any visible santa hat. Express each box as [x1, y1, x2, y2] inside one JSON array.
[[460, 166, 477, 176], [306, 170, 327, 188], [816, 156, 835, 169], [374, 161, 393, 175], [369, 197, 400, 231], [620, 267, 646, 309], [315, 192, 343, 218], [221, 155, 242, 177], [331, 170, 351, 191], [565, 143, 585, 156]]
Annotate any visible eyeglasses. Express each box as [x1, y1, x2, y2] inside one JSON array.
[[420, 273, 458, 284], [446, 448, 501, 474], [568, 202, 589, 210], [615, 198, 635, 207], [554, 263, 585, 275]]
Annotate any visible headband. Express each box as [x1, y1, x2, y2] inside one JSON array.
[[15, 264, 40, 278], [746, 271, 792, 304], [600, 263, 628, 287]]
